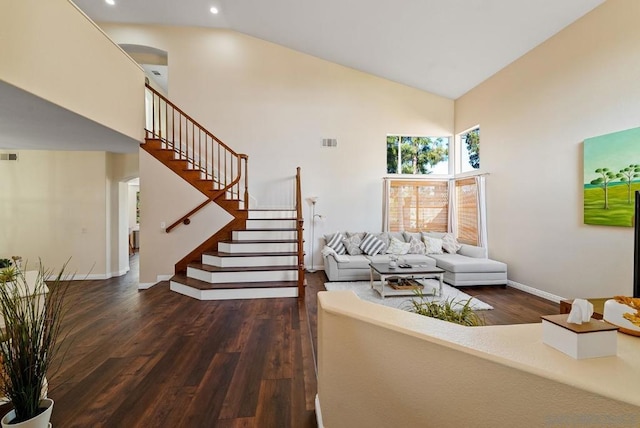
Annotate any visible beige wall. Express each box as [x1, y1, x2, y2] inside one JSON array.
[[0, 0, 144, 142], [0, 151, 107, 276], [139, 150, 232, 284], [101, 24, 453, 278], [0, 151, 139, 278], [455, 0, 640, 299], [318, 292, 640, 427]]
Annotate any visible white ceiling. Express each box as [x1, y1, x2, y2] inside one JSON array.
[[72, 0, 605, 99]]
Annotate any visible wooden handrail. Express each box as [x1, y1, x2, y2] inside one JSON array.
[[145, 84, 240, 157], [145, 83, 250, 230], [295, 167, 305, 297], [166, 199, 212, 233]]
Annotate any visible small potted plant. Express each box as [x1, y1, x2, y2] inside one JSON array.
[[409, 290, 485, 326], [0, 261, 71, 427]]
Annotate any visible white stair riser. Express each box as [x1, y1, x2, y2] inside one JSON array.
[[187, 267, 298, 283], [171, 281, 298, 300], [232, 230, 296, 241], [248, 210, 296, 219], [246, 219, 297, 229], [219, 242, 297, 253], [203, 254, 297, 268]]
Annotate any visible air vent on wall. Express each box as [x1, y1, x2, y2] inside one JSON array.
[[0, 153, 18, 161], [322, 138, 337, 147]]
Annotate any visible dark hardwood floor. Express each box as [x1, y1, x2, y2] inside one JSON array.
[[2, 256, 558, 427]]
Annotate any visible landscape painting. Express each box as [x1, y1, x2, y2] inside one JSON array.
[[584, 127, 640, 227]]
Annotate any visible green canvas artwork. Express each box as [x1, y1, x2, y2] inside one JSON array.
[[584, 127, 640, 227]]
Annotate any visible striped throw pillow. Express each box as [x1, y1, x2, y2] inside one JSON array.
[[326, 232, 347, 255], [359, 233, 385, 256]]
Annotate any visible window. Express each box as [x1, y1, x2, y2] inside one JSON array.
[[455, 178, 479, 245], [387, 180, 449, 232], [387, 136, 450, 175], [459, 127, 480, 173]]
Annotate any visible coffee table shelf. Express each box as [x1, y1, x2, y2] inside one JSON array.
[[369, 263, 444, 299]]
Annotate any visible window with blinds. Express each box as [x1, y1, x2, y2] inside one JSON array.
[[455, 178, 479, 245], [388, 180, 449, 232]]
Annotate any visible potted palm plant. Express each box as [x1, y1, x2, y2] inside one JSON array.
[[0, 261, 70, 427]]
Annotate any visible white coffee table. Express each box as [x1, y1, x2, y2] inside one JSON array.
[[369, 262, 444, 299]]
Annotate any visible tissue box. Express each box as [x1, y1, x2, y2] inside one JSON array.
[[541, 314, 618, 359]]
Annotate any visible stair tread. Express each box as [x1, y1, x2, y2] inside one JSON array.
[[189, 263, 299, 272], [171, 274, 298, 290], [204, 251, 298, 257]]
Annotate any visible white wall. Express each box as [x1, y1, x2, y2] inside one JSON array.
[[100, 24, 454, 279], [455, 0, 640, 299], [128, 184, 139, 228]]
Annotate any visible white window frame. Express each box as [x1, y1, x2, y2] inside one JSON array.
[[385, 134, 454, 179]]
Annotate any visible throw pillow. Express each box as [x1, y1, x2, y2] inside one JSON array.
[[423, 236, 444, 254], [403, 231, 422, 243], [346, 231, 366, 239], [387, 237, 410, 255], [326, 232, 347, 255], [408, 236, 426, 255], [360, 233, 385, 256], [342, 235, 363, 255], [375, 232, 391, 254], [442, 233, 462, 254]]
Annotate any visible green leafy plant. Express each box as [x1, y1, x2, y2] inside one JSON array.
[[409, 290, 485, 326], [0, 261, 71, 423], [0, 266, 17, 284], [0, 259, 11, 269]]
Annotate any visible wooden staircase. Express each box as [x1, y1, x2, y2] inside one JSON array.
[[142, 84, 304, 300]]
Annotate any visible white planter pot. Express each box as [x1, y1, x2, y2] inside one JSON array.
[[1, 398, 53, 428]]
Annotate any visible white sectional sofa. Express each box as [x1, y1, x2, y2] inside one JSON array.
[[322, 231, 507, 287]]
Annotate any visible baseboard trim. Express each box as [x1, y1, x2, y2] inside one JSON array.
[[315, 394, 324, 428], [138, 274, 173, 290], [508, 280, 565, 303], [138, 282, 156, 290]]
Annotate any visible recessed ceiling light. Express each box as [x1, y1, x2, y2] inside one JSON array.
[[210, 6, 219, 14], [105, 0, 115, 5]]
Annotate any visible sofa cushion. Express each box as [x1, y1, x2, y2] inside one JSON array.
[[336, 255, 371, 269], [423, 231, 446, 239], [400, 254, 437, 266], [388, 232, 406, 242], [360, 233, 385, 256], [326, 232, 347, 255], [403, 231, 422, 243], [387, 237, 410, 255], [375, 232, 391, 254], [408, 236, 426, 254], [442, 233, 462, 254], [423, 236, 444, 254], [429, 254, 507, 273], [342, 235, 363, 255]]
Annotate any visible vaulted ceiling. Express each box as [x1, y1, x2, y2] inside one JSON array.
[[73, 0, 605, 99]]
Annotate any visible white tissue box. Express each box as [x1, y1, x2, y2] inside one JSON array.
[[541, 314, 618, 359]]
